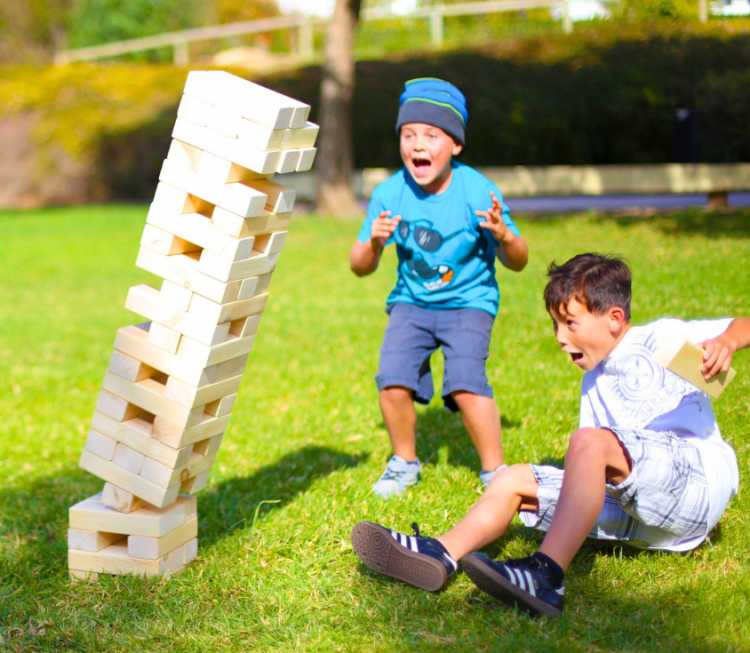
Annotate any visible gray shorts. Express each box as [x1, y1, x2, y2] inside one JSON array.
[[376, 302, 494, 413], [520, 428, 710, 551]]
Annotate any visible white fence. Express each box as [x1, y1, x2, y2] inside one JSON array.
[[55, 0, 578, 65]]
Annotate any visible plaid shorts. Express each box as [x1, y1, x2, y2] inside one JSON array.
[[519, 428, 710, 551]]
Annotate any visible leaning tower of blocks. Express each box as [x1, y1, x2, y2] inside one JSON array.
[[67, 71, 317, 579]]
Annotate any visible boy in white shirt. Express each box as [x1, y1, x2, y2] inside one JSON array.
[[351, 253, 747, 615]]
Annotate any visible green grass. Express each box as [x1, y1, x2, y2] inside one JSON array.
[[0, 205, 748, 652]]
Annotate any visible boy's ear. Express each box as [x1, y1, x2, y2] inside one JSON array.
[[452, 140, 463, 156], [608, 306, 627, 332]]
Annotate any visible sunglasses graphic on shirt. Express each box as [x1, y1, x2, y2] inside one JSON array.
[[397, 220, 462, 253]]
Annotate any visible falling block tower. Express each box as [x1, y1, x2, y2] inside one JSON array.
[[68, 71, 318, 580]]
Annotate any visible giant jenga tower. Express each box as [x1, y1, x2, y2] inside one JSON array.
[[68, 72, 317, 579]]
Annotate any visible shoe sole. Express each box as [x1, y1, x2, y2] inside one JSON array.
[[462, 554, 562, 616], [351, 522, 448, 592]]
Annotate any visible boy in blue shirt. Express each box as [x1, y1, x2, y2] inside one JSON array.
[[350, 78, 529, 498]]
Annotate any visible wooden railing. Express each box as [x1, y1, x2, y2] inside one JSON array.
[[54, 0, 576, 65]]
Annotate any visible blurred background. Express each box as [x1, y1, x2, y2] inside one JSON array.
[[1, 0, 749, 213]]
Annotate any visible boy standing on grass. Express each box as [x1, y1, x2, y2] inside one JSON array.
[[351, 254, 745, 615], [350, 78, 528, 498]]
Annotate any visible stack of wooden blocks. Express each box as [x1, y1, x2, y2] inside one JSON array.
[[68, 71, 317, 580]]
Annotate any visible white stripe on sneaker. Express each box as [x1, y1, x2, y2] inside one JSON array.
[[445, 555, 458, 571], [399, 533, 407, 547], [408, 536, 418, 552], [391, 530, 398, 540], [524, 571, 536, 597], [511, 567, 525, 591]]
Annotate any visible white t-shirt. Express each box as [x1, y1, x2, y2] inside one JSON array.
[[579, 318, 740, 549]]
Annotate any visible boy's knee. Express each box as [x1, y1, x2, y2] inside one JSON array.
[[379, 386, 413, 404], [567, 427, 609, 459], [486, 463, 535, 496]]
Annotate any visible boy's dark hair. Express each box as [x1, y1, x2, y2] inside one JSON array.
[[544, 253, 632, 320]]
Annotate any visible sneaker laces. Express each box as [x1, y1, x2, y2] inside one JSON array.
[[380, 467, 408, 482], [411, 522, 421, 537]]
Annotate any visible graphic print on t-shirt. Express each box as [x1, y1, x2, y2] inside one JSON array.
[[396, 219, 459, 291]]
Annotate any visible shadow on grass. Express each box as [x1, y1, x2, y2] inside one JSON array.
[[605, 208, 750, 239], [0, 445, 367, 585]]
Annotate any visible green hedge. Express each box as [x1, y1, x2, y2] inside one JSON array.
[[2, 21, 750, 205]]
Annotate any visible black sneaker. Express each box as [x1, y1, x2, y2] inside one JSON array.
[[462, 552, 565, 616], [351, 521, 458, 591]]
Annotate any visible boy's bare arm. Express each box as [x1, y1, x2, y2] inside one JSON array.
[[475, 192, 529, 272], [701, 317, 750, 379], [350, 211, 402, 277]]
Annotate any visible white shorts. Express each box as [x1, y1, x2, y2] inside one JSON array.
[[519, 428, 710, 551]]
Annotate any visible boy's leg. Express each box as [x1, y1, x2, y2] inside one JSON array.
[[450, 390, 503, 473], [538, 427, 631, 570], [352, 464, 539, 590], [438, 464, 539, 559], [379, 386, 418, 461]]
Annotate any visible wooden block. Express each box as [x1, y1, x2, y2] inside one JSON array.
[[91, 411, 194, 468], [654, 335, 737, 399], [230, 314, 262, 339], [161, 280, 194, 312], [146, 321, 182, 354], [188, 292, 267, 326], [167, 138, 202, 171], [176, 333, 256, 368], [152, 413, 230, 449], [96, 390, 141, 422], [177, 94, 212, 127], [164, 374, 242, 409], [140, 451, 217, 489], [210, 207, 291, 239], [115, 324, 216, 388], [108, 350, 156, 382], [238, 272, 272, 300], [168, 544, 186, 572], [253, 231, 287, 256], [205, 104, 243, 138], [147, 204, 257, 261], [205, 394, 237, 418], [173, 118, 281, 175], [102, 371, 206, 428], [236, 120, 319, 152], [84, 430, 117, 461], [196, 151, 273, 184], [277, 149, 301, 174], [136, 247, 242, 305], [69, 569, 100, 582], [125, 284, 231, 346], [159, 157, 224, 207], [101, 482, 146, 514], [184, 537, 198, 565], [184, 70, 306, 130], [193, 433, 224, 457], [181, 470, 210, 494], [68, 541, 173, 577], [68, 528, 124, 552], [220, 182, 270, 219], [69, 493, 194, 537], [296, 147, 317, 172], [213, 354, 249, 383], [112, 443, 146, 475], [79, 450, 180, 508], [153, 181, 213, 215], [243, 178, 295, 213], [141, 223, 200, 256], [198, 249, 278, 283]]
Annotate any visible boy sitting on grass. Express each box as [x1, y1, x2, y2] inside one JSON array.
[[350, 78, 528, 498], [352, 253, 745, 615]]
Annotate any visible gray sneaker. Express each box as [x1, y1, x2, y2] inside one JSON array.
[[372, 456, 421, 498], [479, 464, 507, 488]]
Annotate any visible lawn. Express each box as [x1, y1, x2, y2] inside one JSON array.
[[0, 205, 748, 652]]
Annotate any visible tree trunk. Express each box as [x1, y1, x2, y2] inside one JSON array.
[[316, 0, 362, 217]]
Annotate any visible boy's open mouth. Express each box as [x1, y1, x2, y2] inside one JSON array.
[[570, 352, 584, 362], [412, 157, 432, 176]]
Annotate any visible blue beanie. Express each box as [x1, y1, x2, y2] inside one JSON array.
[[395, 78, 468, 145]]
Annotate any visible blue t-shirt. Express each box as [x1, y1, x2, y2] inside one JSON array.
[[357, 161, 520, 316]]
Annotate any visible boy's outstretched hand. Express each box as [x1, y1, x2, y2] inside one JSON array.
[[476, 192, 512, 244], [700, 317, 750, 380], [371, 211, 402, 248]]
